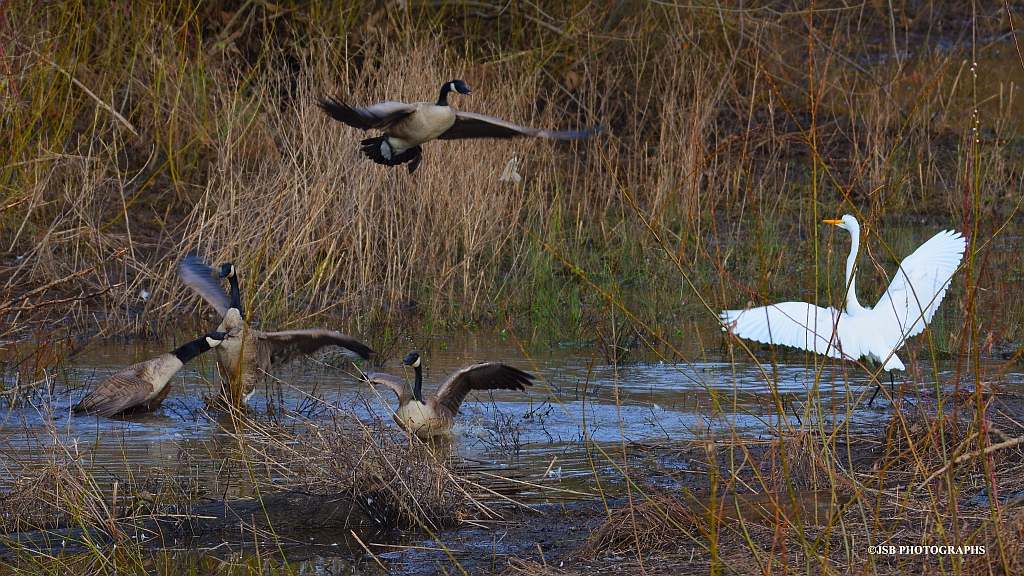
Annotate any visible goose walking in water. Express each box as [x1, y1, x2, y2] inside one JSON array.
[[320, 79, 601, 173], [74, 331, 228, 417], [363, 351, 534, 439], [178, 256, 374, 406]]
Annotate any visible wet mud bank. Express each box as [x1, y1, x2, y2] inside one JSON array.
[[0, 489, 388, 558]]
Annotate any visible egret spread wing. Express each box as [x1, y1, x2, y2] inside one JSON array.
[[434, 363, 534, 416], [872, 230, 966, 340], [438, 111, 602, 140], [178, 255, 231, 317], [319, 98, 416, 130], [720, 302, 848, 359]]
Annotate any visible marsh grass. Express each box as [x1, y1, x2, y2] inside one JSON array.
[[3, 0, 1024, 574], [2, 1, 1019, 342], [0, 398, 484, 574]]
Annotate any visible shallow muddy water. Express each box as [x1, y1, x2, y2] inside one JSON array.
[[4, 218, 1024, 573], [3, 323, 1023, 573], [8, 333, 1014, 493]]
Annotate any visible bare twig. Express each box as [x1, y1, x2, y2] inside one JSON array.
[[917, 435, 1024, 491], [0, 248, 128, 312], [4, 282, 123, 312]]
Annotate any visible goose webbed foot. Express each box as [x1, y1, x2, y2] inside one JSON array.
[[407, 149, 423, 173]]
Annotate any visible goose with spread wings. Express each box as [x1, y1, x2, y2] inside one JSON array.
[[363, 351, 535, 439], [319, 79, 601, 173], [720, 215, 966, 405], [74, 331, 227, 417], [178, 256, 374, 406]]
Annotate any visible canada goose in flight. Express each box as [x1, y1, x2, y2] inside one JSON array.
[[177, 256, 374, 405], [363, 351, 535, 439], [720, 215, 965, 405], [320, 79, 602, 173], [74, 331, 228, 417]]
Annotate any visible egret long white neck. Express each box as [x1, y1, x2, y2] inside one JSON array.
[[843, 226, 864, 313]]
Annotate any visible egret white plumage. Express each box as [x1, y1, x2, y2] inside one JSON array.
[[720, 215, 966, 405]]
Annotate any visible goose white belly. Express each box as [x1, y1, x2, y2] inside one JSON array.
[[394, 400, 451, 438]]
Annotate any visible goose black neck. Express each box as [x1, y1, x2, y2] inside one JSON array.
[[227, 274, 244, 320], [412, 365, 424, 402], [437, 84, 452, 106], [172, 335, 214, 364]]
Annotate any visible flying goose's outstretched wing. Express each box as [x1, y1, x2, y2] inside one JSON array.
[[363, 372, 413, 404], [257, 329, 374, 369], [433, 363, 534, 417], [178, 255, 232, 317], [438, 111, 602, 141], [319, 98, 417, 130]]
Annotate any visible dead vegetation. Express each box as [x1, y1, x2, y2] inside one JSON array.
[[1, 1, 1021, 347], [2, 0, 1024, 574], [0, 402, 483, 555], [237, 409, 490, 533]]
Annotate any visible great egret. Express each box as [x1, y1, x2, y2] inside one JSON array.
[[720, 215, 966, 405]]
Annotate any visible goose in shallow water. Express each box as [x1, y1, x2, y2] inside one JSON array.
[[320, 79, 602, 173], [363, 350, 534, 439], [177, 256, 374, 406], [74, 331, 228, 417]]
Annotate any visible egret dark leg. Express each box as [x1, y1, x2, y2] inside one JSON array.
[[867, 372, 896, 407], [868, 381, 882, 406]]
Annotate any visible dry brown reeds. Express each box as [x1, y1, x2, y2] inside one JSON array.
[[0, 426, 109, 534], [0, 1, 1017, 345], [218, 403, 492, 532], [2, 1, 1024, 573], [581, 494, 698, 557]]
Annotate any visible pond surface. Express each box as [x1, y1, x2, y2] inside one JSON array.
[[2, 323, 1022, 573], [5, 332, 1002, 493], [4, 214, 1024, 573]]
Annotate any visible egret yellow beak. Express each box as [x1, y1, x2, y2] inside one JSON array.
[[822, 219, 843, 225]]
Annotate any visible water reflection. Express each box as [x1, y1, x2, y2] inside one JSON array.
[[2, 332, 1022, 573], [6, 335, 1022, 488]]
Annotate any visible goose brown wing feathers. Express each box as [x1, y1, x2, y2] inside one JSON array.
[[433, 363, 534, 417], [363, 372, 412, 404], [257, 329, 374, 368], [177, 255, 232, 316], [438, 112, 602, 141], [74, 371, 155, 417], [319, 98, 417, 130]]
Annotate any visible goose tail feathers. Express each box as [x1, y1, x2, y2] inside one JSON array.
[[359, 136, 423, 171]]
